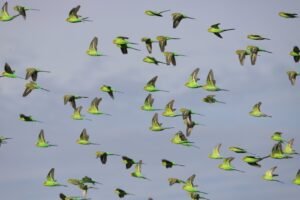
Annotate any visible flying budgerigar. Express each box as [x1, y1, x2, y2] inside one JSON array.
[[96, 151, 120, 164], [171, 12, 195, 28], [25, 67, 50, 81], [22, 81, 49, 97], [0, 2, 20, 22], [208, 23, 235, 38], [0, 63, 24, 79], [86, 37, 105, 56], [145, 9, 170, 17], [100, 85, 122, 99], [249, 102, 271, 117], [149, 113, 173, 131], [76, 128, 99, 145], [66, 5, 90, 23], [290, 46, 300, 63], [141, 94, 162, 111], [43, 168, 67, 187], [13, 5, 39, 20], [113, 36, 140, 54], [64, 94, 88, 110], [156, 35, 180, 52], [36, 129, 56, 148], [144, 76, 169, 92]]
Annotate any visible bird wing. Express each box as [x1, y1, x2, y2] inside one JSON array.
[[165, 99, 175, 112], [22, 87, 32, 97], [80, 128, 89, 141], [4, 63, 14, 74], [89, 37, 98, 51], [294, 46, 300, 53], [214, 144, 222, 155], [152, 113, 160, 127], [69, 5, 80, 18], [2, 2, 8, 13], [211, 23, 220, 28], [120, 45, 128, 54], [170, 54, 176, 66], [38, 129, 46, 143], [224, 157, 234, 165], [172, 13, 182, 28], [186, 174, 196, 186], [214, 33, 223, 38], [252, 102, 262, 113], [191, 68, 200, 82], [159, 40, 166, 52], [135, 160, 142, 174], [144, 94, 153, 106], [178, 131, 187, 141], [147, 76, 158, 87], [206, 69, 216, 86], [47, 168, 55, 181]]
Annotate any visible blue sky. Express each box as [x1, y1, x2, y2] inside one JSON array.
[[0, 0, 299, 199]]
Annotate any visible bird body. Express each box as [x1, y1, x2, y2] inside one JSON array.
[[203, 95, 225, 104], [287, 71, 299, 85], [141, 37, 156, 53], [171, 131, 198, 148], [202, 70, 226, 91], [19, 114, 41, 122], [113, 36, 140, 54]]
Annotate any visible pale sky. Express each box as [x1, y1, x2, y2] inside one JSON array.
[[0, 0, 299, 199]]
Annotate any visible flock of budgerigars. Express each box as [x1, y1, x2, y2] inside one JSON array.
[[1, 1, 300, 200]]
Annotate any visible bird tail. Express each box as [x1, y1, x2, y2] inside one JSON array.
[[158, 89, 169, 92], [185, 16, 195, 19], [164, 127, 174, 130], [16, 76, 25, 80], [261, 50, 272, 54], [41, 88, 50, 92], [82, 17, 92, 22], [159, 9, 171, 14], [28, 8, 40, 11], [33, 120, 43, 123], [114, 90, 123, 94], [234, 169, 245, 173], [84, 118, 93, 121], [128, 46, 141, 51], [174, 163, 185, 167], [90, 142, 100, 146], [220, 88, 230, 92], [216, 100, 226, 104], [39, 70, 51, 73], [261, 155, 270, 160], [158, 61, 168, 65], [192, 112, 205, 117], [223, 28, 235, 32]]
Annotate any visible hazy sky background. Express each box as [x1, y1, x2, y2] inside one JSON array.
[[0, 0, 299, 199]]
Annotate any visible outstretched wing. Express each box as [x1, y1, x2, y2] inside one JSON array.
[[89, 37, 98, 51], [46, 168, 55, 181], [206, 69, 216, 86], [69, 5, 80, 18], [147, 76, 158, 87]]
